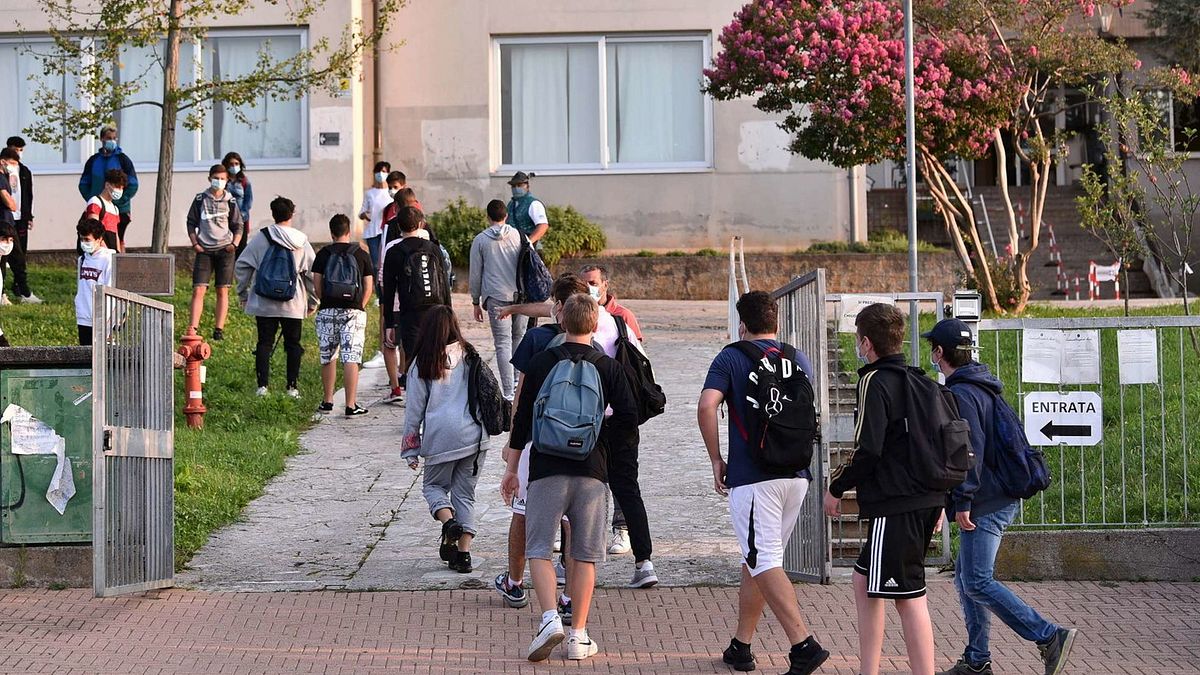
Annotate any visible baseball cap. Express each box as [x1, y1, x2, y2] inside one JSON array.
[[921, 318, 975, 351]]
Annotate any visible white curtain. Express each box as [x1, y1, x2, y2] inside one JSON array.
[[0, 44, 79, 165], [205, 35, 303, 161], [606, 41, 704, 164], [113, 41, 194, 165], [505, 43, 598, 165]]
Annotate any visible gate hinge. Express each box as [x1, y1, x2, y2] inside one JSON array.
[[103, 428, 112, 455]]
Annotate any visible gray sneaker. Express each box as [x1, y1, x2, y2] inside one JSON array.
[[629, 560, 658, 588], [936, 659, 993, 675], [1039, 628, 1077, 675]]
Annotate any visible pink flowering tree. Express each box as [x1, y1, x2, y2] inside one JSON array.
[[706, 0, 1136, 313]]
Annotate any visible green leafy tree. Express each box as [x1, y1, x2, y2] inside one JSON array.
[[1142, 0, 1200, 75], [20, 0, 406, 252]]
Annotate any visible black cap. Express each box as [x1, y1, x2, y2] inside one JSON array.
[[507, 171, 535, 186], [6, 136, 25, 149], [921, 318, 974, 350]]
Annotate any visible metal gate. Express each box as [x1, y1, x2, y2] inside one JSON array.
[[92, 286, 175, 597], [774, 270, 831, 583]]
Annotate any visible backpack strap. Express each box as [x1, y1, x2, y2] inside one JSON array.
[[613, 315, 629, 342], [731, 340, 766, 365]]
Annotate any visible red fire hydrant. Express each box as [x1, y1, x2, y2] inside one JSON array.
[[178, 328, 213, 429]]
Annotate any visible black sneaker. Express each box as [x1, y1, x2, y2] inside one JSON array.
[[722, 639, 756, 672], [211, 327, 224, 341], [449, 550, 472, 573], [316, 402, 334, 414], [345, 405, 368, 417], [493, 572, 529, 608], [1039, 628, 1077, 675], [786, 644, 830, 675], [440, 519, 463, 562], [557, 596, 573, 626], [937, 659, 993, 675]]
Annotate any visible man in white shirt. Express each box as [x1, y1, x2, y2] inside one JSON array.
[[359, 160, 393, 272], [504, 171, 550, 244]]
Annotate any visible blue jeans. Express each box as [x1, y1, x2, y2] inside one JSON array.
[[365, 235, 382, 272], [955, 502, 1059, 665]]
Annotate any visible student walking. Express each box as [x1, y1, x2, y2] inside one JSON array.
[[380, 206, 450, 374], [74, 218, 114, 346], [359, 161, 392, 271], [235, 196, 317, 398], [222, 152, 253, 258], [186, 164, 244, 340], [500, 293, 638, 663], [312, 214, 374, 417], [698, 290, 829, 675], [824, 303, 943, 675], [924, 319, 1076, 675], [401, 305, 489, 574], [469, 199, 524, 399], [78, 125, 138, 252], [1, 138, 41, 304], [82, 169, 126, 251]]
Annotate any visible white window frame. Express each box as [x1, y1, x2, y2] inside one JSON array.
[[491, 33, 714, 176], [2, 29, 310, 175]]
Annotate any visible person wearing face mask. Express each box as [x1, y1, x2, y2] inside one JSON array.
[[0, 222, 17, 346], [186, 164, 245, 341], [82, 169, 127, 251], [359, 161, 393, 273], [505, 171, 549, 244], [1, 139, 41, 305], [78, 125, 138, 252], [74, 218, 114, 346], [222, 152, 253, 258], [924, 319, 1077, 675]]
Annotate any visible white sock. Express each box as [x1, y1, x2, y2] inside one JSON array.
[[560, 593, 571, 605], [542, 609, 559, 625], [569, 627, 588, 641]]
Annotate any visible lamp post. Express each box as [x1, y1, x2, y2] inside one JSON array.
[[903, 0, 921, 360]]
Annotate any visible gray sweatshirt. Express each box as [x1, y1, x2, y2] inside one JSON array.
[[401, 342, 488, 465], [235, 223, 318, 319], [468, 222, 522, 306], [186, 189, 244, 250]]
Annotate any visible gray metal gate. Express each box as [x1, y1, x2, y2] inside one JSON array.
[[92, 285, 175, 597], [774, 270, 831, 583]]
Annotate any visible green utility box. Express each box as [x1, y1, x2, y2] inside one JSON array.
[[0, 349, 93, 545]]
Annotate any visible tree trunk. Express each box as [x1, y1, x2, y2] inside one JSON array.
[[1012, 151, 1052, 314], [151, 0, 182, 254], [993, 129, 1019, 256]]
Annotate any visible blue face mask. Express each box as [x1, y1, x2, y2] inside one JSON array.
[[228, 164, 241, 175], [511, 186, 528, 198], [855, 336, 868, 364], [102, 139, 117, 152]]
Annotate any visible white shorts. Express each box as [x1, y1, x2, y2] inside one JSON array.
[[728, 477, 810, 577], [510, 443, 531, 515]]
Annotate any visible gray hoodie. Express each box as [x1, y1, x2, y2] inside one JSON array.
[[235, 223, 318, 319], [401, 342, 488, 465], [468, 222, 522, 307], [186, 189, 244, 250]]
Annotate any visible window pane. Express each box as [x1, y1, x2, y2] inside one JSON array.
[[0, 42, 80, 165], [1174, 96, 1200, 153], [501, 42, 600, 165], [606, 40, 705, 164], [202, 34, 303, 162], [114, 40, 196, 166]]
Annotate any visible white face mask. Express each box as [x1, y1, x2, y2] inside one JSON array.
[[228, 164, 241, 175], [109, 187, 123, 201], [0, 241, 13, 256], [211, 178, 227, 191], [80, 240, 97, 254], [854, 336, 868, 364], [375, 171, 388, 184], [387, 188, 399, 198], [4, 164, 16, 176], [588, 284, 602, 301], [930, 349, 941, 372]]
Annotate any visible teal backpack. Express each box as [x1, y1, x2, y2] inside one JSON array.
[[532, 347, 606, 461]]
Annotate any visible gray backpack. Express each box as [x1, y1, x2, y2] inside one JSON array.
[[532, 346, 606, 461]]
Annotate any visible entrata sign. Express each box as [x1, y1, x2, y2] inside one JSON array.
[[1022, 391, 1103, 446]]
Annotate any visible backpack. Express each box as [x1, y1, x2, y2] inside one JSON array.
[[985, 391, 1053, 499], [532, 346, 606, 461], [254, 230, 298, 301], [321, 245, 362, 303], [732, 341, 820, 475], [397, 238, 449, 309], [515, 234, 552, 303], [613, 316, 666, 425], [465, 345, 511, 437], [883, 363, 973, 491]]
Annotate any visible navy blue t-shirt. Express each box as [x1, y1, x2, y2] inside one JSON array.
[[511, 325, 558, 374], [703, 339, 815, 489]]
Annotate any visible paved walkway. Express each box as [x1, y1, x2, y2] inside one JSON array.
[[1, 582, 1196, 673]]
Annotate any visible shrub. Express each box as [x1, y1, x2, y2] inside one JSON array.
[[425, 198, 487, 267], [634, 250, 658, 257], [696, 247, 722, 257], [664, 250, 689, 257], [800, 230, 942, 255], [426, 198, 607, 267]]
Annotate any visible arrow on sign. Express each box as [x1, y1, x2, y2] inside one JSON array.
[[1041, 421, 1093, 440]]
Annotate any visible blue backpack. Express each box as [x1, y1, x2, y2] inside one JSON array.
[[987, 391, 1052, 499], [516, 233, 552, 303], [532, 347, 606, 461], [254, 230, 298, 301]]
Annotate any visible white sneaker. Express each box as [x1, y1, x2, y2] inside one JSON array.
[[608, 527, 631, 555], [565, 633, 598, 660], [362, 351, 385, 369], [0, 295, 10, 306], [19, 293, 42, 304], [526, 614, 564, 662], [255, 386, 269, 397], [286, 388, 301, 399], [629, 560, 658, 589]]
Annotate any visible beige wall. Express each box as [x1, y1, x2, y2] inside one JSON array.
[[379, 0, 860, 252]]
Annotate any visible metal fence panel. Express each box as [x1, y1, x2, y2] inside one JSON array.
[[92, 285, 175, 597]]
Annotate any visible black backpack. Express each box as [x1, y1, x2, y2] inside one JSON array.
[[612, 316, 666, 425], [732, 341, 819, 475], [880, 363, 974, 491], [397, 238, 449, 309], [465, 345, 511, 436], [515, 234, 552, 303], [983, 389, 1052, 499], [253, 230, 298, 301], [321, 245, 362, 303]]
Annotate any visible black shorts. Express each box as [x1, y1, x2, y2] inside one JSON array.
[[193, 249, 235, 287], [102, 230, 119, 252], [853, 506, 941, 599]]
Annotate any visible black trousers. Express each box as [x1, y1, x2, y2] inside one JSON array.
[[77, 325, 93, 346], [606, 428, 653, 562], [254, 316, 304, 388], [1, 225, 31, 297]]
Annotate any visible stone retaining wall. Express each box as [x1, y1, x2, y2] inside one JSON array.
[[995, 529, 1200, 581]]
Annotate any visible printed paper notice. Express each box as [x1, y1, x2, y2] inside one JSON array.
[[1061, 330, 1101, 385], [838, 295, 895, 333], [1117, 329, 1159, 385], [1022, 329, 1063, 384]]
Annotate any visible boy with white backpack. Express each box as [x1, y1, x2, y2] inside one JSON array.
[[500, 293, 638, 663]]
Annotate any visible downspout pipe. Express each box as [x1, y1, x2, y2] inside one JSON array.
[[372, 0, 383, 162]]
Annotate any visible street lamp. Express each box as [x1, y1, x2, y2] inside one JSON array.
[[903, 0, 920, 359]]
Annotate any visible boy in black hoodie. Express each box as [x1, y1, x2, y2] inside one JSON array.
[[823, 303, 941, 675]]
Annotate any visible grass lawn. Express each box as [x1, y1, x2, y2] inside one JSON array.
[[4, 265, 383, 569]]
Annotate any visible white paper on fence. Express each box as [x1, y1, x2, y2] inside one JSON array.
[[728, 257, 740, 344], [837, 294, 895, 334], [1, 404, 77, 514], [1061, 330, 1102, 385], [1021, 329, 1063, 384], [1092, 261, 1121, 282], [1117, 329, 1159, 385]]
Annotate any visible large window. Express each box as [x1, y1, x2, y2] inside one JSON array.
[[0, 30, 306, 172], [497, 35, 711, 172], [1144, 89, 1200, 153]]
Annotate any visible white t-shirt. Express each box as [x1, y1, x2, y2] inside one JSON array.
[[526, 200, 548, 228], [360, 187, 392, 239], [8, 174, 20, 222], [75, 248, 115, 327]]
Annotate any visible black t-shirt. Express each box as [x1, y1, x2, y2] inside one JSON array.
[[0, 182, 13, 226], [312, 242, 374, 310], [508, 342, 638, 484]]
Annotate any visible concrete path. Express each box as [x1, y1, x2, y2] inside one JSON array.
[[180, 296, 743, 591]]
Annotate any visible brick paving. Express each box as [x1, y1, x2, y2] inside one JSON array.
[[1, 582, 1197, 673]]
